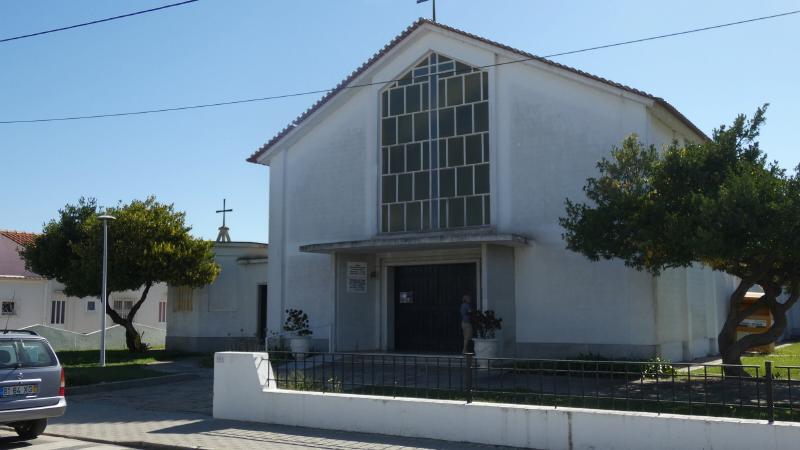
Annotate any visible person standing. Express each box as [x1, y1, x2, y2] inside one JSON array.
[[460, 294, 473, 354]]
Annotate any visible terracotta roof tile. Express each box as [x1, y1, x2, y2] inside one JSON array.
[[0, 230, 38, 247], [247, 18, 706, 164]]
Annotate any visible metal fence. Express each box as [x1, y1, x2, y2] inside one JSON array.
[[266, 351, 800, 422]]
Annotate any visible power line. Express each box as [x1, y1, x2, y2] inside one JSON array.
[[0, 0, 200, 44], [2, 9, 798, 125]]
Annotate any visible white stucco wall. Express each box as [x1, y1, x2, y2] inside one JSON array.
[[261, 24, 731, 359], [166, 242, 267, 352]]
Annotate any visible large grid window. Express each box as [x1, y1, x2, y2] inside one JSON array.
[[380, 52, 490, 233]]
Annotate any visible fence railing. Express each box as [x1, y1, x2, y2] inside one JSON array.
[[265, 351, 800, 422]]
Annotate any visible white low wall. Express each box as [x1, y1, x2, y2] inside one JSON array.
[[213, 352, 800, 450], [25, 323, 166, 351]]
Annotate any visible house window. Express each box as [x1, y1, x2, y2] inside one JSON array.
[[87, 300, 96, 312], [1, 301, 15, 316], [174, 286, 193, 312], [158, 301, 167, 323], [380, 52, 490, 232], [50, 300, 65, 324], [113, 300, 134, 318]]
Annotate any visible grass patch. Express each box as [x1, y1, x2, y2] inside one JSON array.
[[57, 349, 207, 387], [690, 342, 800, 378]]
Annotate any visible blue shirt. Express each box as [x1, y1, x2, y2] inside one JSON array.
[[460, 303, 471, 323]]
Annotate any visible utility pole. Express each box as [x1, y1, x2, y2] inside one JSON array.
[[98, 214, 116, 367]]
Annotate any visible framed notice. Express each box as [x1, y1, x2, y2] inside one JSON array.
[[347, 262, 368, 293]]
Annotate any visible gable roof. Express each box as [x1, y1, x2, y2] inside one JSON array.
[[0, 230, 38, 247], [247, 18, 706, 164]]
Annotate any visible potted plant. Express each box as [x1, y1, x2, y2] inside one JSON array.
[[283, 308, 312, 358], [469, 310, 502, 367]]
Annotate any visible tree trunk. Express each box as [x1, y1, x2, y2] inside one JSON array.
[[104, 282, 152, 352], [718, 280, 799, 376]]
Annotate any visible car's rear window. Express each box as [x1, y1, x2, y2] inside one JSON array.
[[0, 340, 19, 368], [18, 340, 56, 367]]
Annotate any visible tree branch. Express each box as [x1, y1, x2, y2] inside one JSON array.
[[126, 282, 152, 323], [104, 292, 125, 326]]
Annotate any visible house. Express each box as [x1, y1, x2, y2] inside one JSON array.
[[247, 20, 737, 362], [166, 241, 268, 352], [0, 230, 167, 349]]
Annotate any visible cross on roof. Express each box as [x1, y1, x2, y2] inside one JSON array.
[[215, 198, 233, 243]]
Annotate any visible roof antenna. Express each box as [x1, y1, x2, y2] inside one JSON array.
[[417, 0, 436, 22]]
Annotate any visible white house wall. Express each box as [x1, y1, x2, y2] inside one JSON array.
[[265, 25, 734, 359]]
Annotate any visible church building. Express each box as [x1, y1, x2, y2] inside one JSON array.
[[248, 20, 737, 362]]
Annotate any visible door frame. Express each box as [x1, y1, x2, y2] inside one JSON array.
[[378, 251, 482, 352]]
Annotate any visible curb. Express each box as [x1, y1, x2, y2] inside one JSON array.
[[45, 433, 207, 450], [66, 373, 197, 396]]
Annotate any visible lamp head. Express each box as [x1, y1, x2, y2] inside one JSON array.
[[98, 214, 116, 221]]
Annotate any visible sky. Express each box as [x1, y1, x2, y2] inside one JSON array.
[[1, 0, 798, 243]]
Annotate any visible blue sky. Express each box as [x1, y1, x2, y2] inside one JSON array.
[[2, 1, 798, 243]]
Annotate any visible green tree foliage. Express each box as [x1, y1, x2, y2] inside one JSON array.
[[560, 106, 800, 373], [22, 197, 219, 352]]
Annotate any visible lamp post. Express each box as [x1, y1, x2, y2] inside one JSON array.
[[98, 214, 116, 367]]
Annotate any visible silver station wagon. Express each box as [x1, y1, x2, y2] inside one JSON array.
[[0, 330, 66, 439]]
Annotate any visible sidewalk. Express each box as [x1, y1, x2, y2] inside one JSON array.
[[48, 397, 518, 450]]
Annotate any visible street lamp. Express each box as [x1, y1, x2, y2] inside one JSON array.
[[98, 214, 116, 367]]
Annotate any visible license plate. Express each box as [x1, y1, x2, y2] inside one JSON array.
[[1, 385, 37, 397]]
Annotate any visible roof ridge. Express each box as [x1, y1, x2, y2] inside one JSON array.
[[247, 19, 705, 164]]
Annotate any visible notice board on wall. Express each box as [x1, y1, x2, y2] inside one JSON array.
[[346, 262, 368, 294]]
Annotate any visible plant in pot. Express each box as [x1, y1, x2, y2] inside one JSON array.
[[283, 308, 312, 359], [469, 309, 502, 368]]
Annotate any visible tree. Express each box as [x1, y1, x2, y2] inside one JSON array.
[[21, 197, 219, 352], [560, 105, 800, 375]]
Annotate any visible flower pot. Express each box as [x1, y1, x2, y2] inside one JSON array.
[[473, 338, 499, 368], [288, 336, 311, 359]]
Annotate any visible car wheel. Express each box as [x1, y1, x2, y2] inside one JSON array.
[[14, 418, 47, 439]]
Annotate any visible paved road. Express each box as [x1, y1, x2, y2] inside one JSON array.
[[0, 428, 130, 449]]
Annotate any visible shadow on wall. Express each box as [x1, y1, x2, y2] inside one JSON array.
[[24, 324, 165, 351]]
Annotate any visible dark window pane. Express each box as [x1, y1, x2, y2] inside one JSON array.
[[474, 102, 488, 132], [438, 139, 447, 168], [466, 196, 483, 226], [414, 112, 429, 141], [406, 84, 421, 113], [456, 104, 472, 135], [416, 58, 428, 68], [448, 197, 464, 228], [398, 174, 413, 202], [390, 204, 405, 232], [464, 73, 481, 103], [382, 147, 389, 174], [406, 143, 421, 172], [398, 114, 413, 144], [414, 171, 429, 200], [381, 205, 388, 232], [439, 168, 455, 197], [413, 68, 428, 83], [465, 135, 482, 164], [398, 71, 413, 86], [406, 202, 421, 231], [439, 201, 447, 228], [422, 201, 430, 230], [382, 118, 396, 145], [446, 77, 463, 106], [483, 133, 490, 161], [482, 72, 489, 100], [438, 108, 454, 137], [382, 175, 396, 203], [455, 61, 471, 76], [438, 54, 451, 62], [438, 79, 446, 107], [484, 196, 491, 225], [430, 165, 439, 198], [421, 82, 429, 110], [475, 163, 489, 194], [438, 62, 454, 77], [390, 88, 404, 116], [390, 146, 404, 174], [447, 137, 464, 167], [429, 53, 437, 65], [422, 142, 429, 170], [382, 91, 389, 117], [457, 166, 473, 196]]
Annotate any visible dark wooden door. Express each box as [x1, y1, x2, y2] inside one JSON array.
[[257, 284, 268, 342], [394, 263, 477, 353]]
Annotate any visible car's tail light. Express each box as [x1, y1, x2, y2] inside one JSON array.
[[59, 368, 65, 396]]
